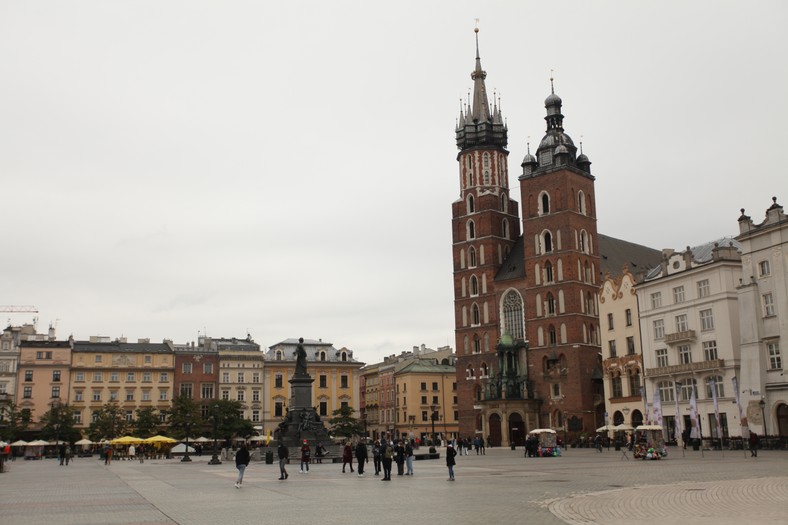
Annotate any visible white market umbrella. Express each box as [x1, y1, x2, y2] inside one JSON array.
[[194, 436, 212, 443], [75, 438, 94, 446], [10, 440, 28, 447], [27, 440, 49, 446]]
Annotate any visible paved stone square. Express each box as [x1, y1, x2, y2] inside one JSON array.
[[1, 446, 786, 525]]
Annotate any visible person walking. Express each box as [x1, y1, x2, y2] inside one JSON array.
[[137, 444, 145, 463], [342, 442, 354, 473], [277, 440, 289, 480], [234, 443, 250, 488], [404, 440, 414, 475], [64, 444, 72, 466], [372, 440, 381, 476], [594, 434, 603, 452], [380, 438, 393, 481], [749, 431, 759, 457], [355, 440, 368, 477], [128, 444, 136, 461], [446, 442, 457, 481], [300, 440, 311, 473], [394, 440, 406, 475], [58, 443, 66, 466]]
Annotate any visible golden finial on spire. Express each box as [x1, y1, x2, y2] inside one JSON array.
[[475, 18, 480, 33]]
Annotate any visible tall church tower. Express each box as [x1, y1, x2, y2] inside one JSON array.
[[452, 28, 521, 437], [518, 81, 603, 434]]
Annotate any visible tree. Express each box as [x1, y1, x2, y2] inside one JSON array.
[[211, 400, 255, 442], [39, 404, 81, 444], [88, 403, 128, 441], [0, 402, 33, 441], [328, 405, 363, 439], [134, 407, 160, 438], [167, 396, 203, 439]]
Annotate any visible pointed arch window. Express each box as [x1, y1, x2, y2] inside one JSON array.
[[546, 292, 556, 315], [502, 290, 525, 340], [466, 365, 475, 379], [545, 261, 554, 283], [472, 304, 481, 325], [470, 275, 479, 296], [473, 335, 481, 354], [468, 246, 477, 268], [467, 194, 475, 213], [579, 230, 588, 253], [578, 190, 586, 215], [548, 325, 557, 346], [542, 231, 553, 253], [482, 153, 491, 185], [502, 219, 510, 239], [319, 350, 326, 361], [539, 191, 551, 215], [467, 220, 476, 240], [480, 363, 489, 378], [500, 193, 508, 212]]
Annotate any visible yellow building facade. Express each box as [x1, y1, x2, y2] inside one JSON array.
[[263, 338, 363, 435], [16, 340, 72, 429], [69, 338, 174, 431]]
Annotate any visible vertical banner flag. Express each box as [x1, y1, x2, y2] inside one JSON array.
[[689, 384, 699, 439], [732, 376, 749, 438], [641, 386, 649, 424], [710, 378, 723, 440], [652, 385, 663, 439], [674, 382, 683, 443]]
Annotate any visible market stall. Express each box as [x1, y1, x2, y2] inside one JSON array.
[[633, 424, 667, 460], [527, 428, 561, 457]]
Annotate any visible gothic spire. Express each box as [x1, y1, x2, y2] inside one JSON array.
[[470, 26, 491, 123]]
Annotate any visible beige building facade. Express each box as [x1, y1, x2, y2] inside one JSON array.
[[16, 340, 72, 428]]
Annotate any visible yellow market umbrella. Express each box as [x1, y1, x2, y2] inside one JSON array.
[[111, 436, 143, 445], [143, 435, 177, 444]]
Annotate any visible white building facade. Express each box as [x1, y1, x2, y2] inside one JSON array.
[[638, 240, 743, 443], [736, 198, 788, 438]]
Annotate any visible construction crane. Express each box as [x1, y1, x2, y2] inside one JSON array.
[[0, 306, 38, 313]]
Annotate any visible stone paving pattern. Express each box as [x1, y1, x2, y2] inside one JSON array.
[[1, 446, 786, 525]]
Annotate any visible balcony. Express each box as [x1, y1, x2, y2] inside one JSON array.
[[664, 330, 696, 345], [646, 359, 725, 378]]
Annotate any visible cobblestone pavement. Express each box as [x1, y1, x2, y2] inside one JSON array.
[[1, 446, 786, 525]]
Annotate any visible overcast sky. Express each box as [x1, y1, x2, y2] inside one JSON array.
[[2, 1, 786, 364]]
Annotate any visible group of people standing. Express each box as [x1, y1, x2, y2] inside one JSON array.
[[235, 436, 460, 487]]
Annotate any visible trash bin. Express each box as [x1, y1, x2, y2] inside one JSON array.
[[265, 451, 274, 464]]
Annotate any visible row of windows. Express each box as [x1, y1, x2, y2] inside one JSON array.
[[650, 280, 711, 309], [49, 388, 172, 402], [463, 151, 504, 189], [609, 370, 642, 398], [654, 376, 726, 402], [464, 218, 512, 241], [654, 340, 722, 367], [535, 189, 589, 217], [536, 229, 593, 257], [71, 371, 169, 383], [607, 336, 636, 357], [272, 349, 350, 362], [607, 310, 634, 330], [181, 362, 213, 374], [465, 192, 510, 215], [652, 309, 716, 340], [221, 372, 261, 383]]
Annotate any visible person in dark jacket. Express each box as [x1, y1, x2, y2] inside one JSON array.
[[394, 440, 406, 475], [380, 437, 393, 481], [372, 440, 381, 476], [355, 440, 368, 477], [342, 442, 354, 473], [277, 441, 289, 480], [234, 444, 250, 488], [749, 431, 759, 457], [446, 443, 457, 481], [404, 440, 414, 475]]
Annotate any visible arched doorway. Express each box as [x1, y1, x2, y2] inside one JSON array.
[[509, 413, 525, 447], [489, 413, 502, 447], [613, 411, 624, 425], [776, 403, 788, 437], [631, 409, 643, 427]]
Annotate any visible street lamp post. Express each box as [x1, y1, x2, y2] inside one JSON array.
[[181, 422, 192, 462], [208, 404, 222, 465], [430, 404, 438, 446], [759, 398, 768, 437]]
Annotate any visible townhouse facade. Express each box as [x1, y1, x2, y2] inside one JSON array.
[[737, 197, 788, 437], [638, 240, 743, 441]]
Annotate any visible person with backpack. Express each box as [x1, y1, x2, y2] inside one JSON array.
[[380, 436, 393, 481]]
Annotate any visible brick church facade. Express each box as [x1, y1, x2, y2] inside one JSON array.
[[452, 30, 659, 446]]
